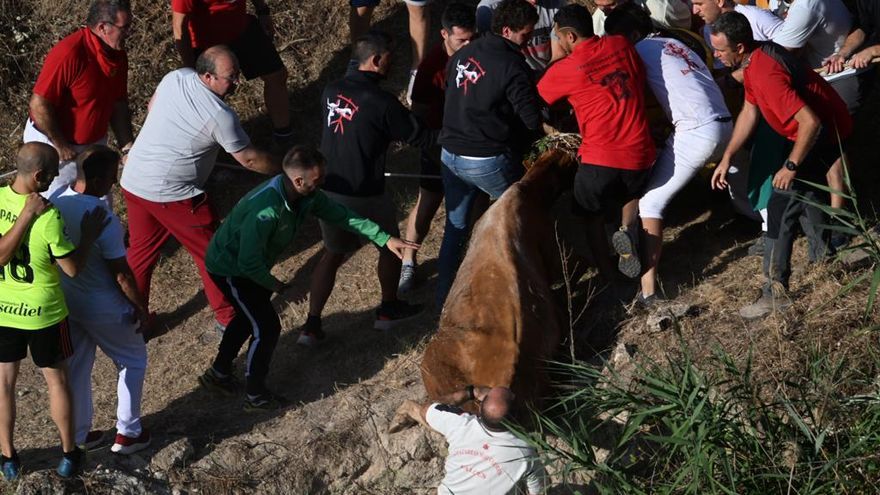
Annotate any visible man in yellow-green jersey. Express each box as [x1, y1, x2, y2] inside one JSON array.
[[0, 142, 107, 480]]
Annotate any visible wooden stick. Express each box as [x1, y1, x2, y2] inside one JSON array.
[[814, 56, 880, 76]]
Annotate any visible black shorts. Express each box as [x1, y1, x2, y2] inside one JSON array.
[[225, 15, 285, 80], [572, 163, 651, 216], [419, 147, 444, 194], [0, 319, 73, 368]]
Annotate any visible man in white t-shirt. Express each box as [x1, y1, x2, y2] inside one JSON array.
[[120, 46, 279, 338], [606, 3, 733, 306], [693, 0, 784, 68], [390, 386, 545, 495], [51, 145, 152, 455], [475, 0, 567, 70], [592, 0, 692, 37]]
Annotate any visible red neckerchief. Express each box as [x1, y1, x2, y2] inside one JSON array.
[[83, 27, 125, 78]]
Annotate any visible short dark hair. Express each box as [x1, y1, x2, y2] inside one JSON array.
[[491, 0, 539, 35], [604, 2, 653, 41], [283, 145, 325, 172], [553, 4, 593, 38], [353, 31, 394, 65], [441, 2, 476, 33], [76, 145, 119, 181], [86, 0, 130, 28], [710, 11, 754, 49], [195, 45, 238, 75]]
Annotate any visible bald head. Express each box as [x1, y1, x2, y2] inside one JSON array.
[[480, 387, 515, 431], [16, 142, 58, 175], [195, 45, 238, 76]]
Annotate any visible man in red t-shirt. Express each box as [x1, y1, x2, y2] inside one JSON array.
[[709, 11, 853, 319], [398, 2, 475, 294], [172, 0, 292, 149], [537, 4, 655, 284], [25, 0, 134, 200]]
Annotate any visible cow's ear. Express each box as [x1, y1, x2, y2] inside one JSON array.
[[435, 404, 466, 415]]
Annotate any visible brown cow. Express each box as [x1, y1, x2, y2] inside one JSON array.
[[420, 148, 578, 414]]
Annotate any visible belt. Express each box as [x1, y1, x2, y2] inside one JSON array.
[[715, 116, 733, 123]]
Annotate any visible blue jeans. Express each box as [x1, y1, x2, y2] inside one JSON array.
[[436, 148, 522, 307]]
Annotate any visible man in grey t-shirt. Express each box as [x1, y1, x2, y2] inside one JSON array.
[[120, 45, 279, 338]]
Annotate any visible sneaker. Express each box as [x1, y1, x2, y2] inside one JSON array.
[[82, 430, 107, 451], [1, 452, 20, 481], [244, 391, 288, 412], [636, 292, 664, 309], [111, 431, 151, 455], [830, 232, 851, 251], [374, 300, 423, 330], [56, 447, 85, 478], [739, 285, 792, 321], [296, 318, 326, 347], [747, 234, 766, 257], [198, 368, 238, 396], [612, 227, 641, 279], [398, 263, 416, 294]]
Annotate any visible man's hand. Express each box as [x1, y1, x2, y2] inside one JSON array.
[[473, 386, 491, 402], [385, 237, 421, 260], [851, 48, 875, 69], [80, 207, 110, 241], [772, 167, 797, 190], [22, 193, 50, 219], [55, 141, 77, 162], [823, 53, 848, 74], [710, 157, 732, 190]]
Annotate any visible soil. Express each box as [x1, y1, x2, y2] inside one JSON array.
[[0, 0, 878, 494]]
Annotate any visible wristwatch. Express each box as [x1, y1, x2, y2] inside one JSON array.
[[784, 159, 798, 171]]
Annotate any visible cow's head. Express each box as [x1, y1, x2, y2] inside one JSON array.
[[521, 148, 578, 201]]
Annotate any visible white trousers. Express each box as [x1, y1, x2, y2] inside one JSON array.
[[22, 119, 110, 206], [639, 120, 733, 220], [67, 316, 147, 444]]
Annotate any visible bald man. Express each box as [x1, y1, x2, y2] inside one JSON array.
[[0, 142, 109, 479], [120, 46, 280, 338], [389, 386, 546, 494]]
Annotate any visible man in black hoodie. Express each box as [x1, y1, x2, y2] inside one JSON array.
[[436, 0, 542, 307], [299, 31, 434, 345]]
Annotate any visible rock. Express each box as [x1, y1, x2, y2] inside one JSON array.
[[646, 302, 698, 332], [407, 432, 434, 462], [16, 470, 69, 495], [151, 438, 194, 471]]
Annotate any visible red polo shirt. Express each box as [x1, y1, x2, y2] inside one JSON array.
[[411, 43, 449, 130], [31, 28, 128, 145], [537, 35, 655, 170], [744, 48, 853, 142], [172, 0, 249, 49]]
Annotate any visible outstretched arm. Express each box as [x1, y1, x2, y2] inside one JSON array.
[[0, 194, 48, 265], [388, 385, 491, 433]]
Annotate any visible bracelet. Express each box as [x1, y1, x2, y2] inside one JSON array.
[[466, 385, 475, 401]]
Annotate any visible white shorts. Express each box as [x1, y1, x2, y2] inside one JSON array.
[[639, 119, 733, 220]]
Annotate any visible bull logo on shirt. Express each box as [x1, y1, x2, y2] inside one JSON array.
[[326, 94, 359, 134], [454, 57, 486, 95], [663, 41, 701, 76], [600, 69, 632, 101]]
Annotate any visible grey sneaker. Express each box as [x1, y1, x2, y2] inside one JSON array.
[[612, 227, 641, 279], [398, 263, 416, 294], [739, 285, 792, 321], [244, 391, 288, 412]]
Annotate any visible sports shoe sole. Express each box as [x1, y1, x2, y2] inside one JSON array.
[[612, 230, 641, 279], [111, 438, 151, 455], [197, 373, 238, 397]]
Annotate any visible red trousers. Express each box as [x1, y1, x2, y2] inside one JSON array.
[[123, 189, 235, 326]]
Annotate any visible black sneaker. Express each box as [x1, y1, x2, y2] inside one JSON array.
[[198, 368, 239, 396], [244, 391, 289, 412], [57, 446, 85, 478], [612, 227, 641, 279], [374, 300, 423, 330], [296, 318, 326, 347]]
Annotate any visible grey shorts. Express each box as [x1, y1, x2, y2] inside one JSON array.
[[319, 191, 399, 254]]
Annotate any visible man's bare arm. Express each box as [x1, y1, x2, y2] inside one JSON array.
[[55, 208, 109, 278], [711, 100, 759, 190], [29, 94, 76, 161], [110, 100, 135, 151], [230, 145, 281, 175], [107, 257, 151, 331], [0, 194, 48, 265], [172, 11, 196, 68]]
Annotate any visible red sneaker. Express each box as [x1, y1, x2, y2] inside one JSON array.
[[110, 430, 151, 455]]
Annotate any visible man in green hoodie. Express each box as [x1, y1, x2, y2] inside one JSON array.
[[200, 144, 419, 410]]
